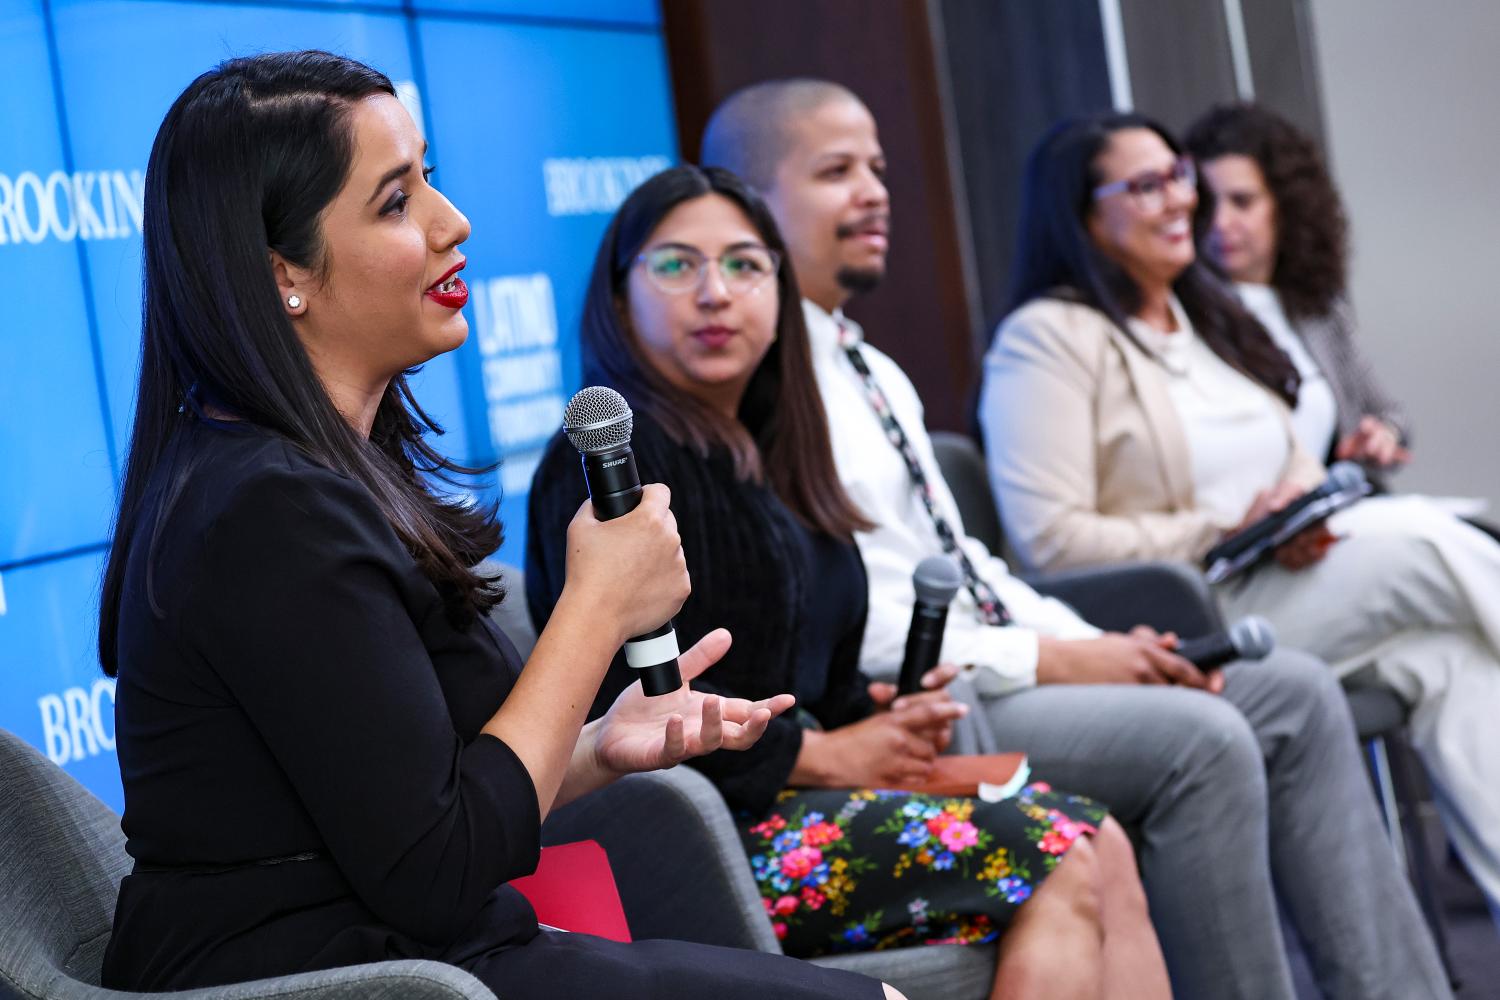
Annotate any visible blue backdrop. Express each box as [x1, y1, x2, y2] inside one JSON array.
[[0, 0, 677, 810]]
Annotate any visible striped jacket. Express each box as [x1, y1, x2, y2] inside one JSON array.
[[1294, 297, 1410, 452]]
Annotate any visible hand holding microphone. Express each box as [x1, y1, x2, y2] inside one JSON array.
[[563, 386, 686, 696], [846, 557, 968, 779], [1172, 616, 1276, 670], [872, 557, 969, 756], [898, 556, 964, 695], [562, 486, 687, 640]]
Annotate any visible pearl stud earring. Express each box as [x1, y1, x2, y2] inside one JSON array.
[[286, 294, 302, 309]]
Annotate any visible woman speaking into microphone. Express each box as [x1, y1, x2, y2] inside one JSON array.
[[97, 50, 893, 999]]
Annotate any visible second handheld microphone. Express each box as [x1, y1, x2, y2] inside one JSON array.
[[898, 556, 965, 695], [1174, 616, 1277, 670], [563, 386, 683, 697]]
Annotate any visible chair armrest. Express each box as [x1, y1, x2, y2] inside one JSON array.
[[118, 959, 496, 999], [1023, 560, 1224, 638], [540, 767, 779, 953]]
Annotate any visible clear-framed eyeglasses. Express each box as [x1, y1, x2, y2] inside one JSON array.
[[635, 243, 782, 296], [1092, 156, 1197, 213]]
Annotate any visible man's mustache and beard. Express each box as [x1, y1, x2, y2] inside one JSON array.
[[834, 212, 890, 295]]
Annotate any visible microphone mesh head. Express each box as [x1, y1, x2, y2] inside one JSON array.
[[913, 555, 964, 606], [1229, 615, 1276, 660], [563, 386, 633, 454]]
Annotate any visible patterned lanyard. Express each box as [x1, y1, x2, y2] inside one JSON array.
[[836, 319, 1012, 626]]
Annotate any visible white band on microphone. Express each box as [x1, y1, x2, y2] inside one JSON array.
[[624, 629, 680, 669]]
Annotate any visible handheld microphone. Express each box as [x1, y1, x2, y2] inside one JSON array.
[[1174, 616, 1276, 670], [898, 556, 964, 695], [562, 386, 683, 697]]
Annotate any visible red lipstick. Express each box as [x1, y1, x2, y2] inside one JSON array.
[[425, 260, 468, 309]]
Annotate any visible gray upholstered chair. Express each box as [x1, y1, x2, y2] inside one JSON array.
[[479, 562, 995, 999], [0, 562, 991, 1000], [0, 726, 495, 1000]]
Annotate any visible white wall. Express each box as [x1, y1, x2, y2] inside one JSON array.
[[1310, 0, 1500, 510]]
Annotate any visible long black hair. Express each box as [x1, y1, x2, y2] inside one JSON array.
[[1185, 102, 1349, 321], [580, 164, 869, 538], [100, 50, 500, 676], [1006, 111, 1299, 405]]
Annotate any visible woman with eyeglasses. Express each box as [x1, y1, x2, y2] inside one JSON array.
[[526, 165, 1172, 1000], [980, 112, 1500, 930]]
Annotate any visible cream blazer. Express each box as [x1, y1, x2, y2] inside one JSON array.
[[981, 297, 1324, 574]]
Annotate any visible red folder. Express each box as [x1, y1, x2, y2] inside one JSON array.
[[510, 840, 632, 942]]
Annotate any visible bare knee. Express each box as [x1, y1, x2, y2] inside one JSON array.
[[1091, 816, 1133, 867], [1091, 816, 1151, 910], [882, 984, 909, 1000], [1042, 829, 1105, 929]]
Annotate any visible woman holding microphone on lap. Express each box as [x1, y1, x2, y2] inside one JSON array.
[[98, 49, 896, 999], [526, 164, 1171, 1000]]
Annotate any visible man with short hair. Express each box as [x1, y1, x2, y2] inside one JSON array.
[[702, 79, 1450, 1000]]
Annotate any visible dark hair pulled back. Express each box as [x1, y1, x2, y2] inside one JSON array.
[[100, 50, 500, 676]]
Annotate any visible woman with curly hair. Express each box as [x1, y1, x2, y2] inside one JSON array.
[[1184, 102, 1408, 469]]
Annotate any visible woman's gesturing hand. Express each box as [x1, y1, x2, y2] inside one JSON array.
[[562, 485, 690, 645], [589, 628, 796, 776]]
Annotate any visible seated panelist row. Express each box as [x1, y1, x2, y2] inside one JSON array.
[[523, 162, 1173, 1000], [980, 109, 1500, 924], [688, 77, 1454, 1000], [90, 47, 1459, 1000], [93, 51, 1159, 1000]]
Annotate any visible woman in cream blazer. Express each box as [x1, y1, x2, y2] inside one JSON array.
[[982, 294, 1321, 574], [981, 111, 1500, 926]]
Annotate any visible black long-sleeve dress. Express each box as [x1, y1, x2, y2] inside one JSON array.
[[526, 411, 1107, 957], [100, 418, 880, 999]]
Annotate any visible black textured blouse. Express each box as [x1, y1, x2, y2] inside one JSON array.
[[525, 411, 873, 817]]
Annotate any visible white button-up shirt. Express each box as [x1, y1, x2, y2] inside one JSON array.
[[804, 300, 1099, 696]]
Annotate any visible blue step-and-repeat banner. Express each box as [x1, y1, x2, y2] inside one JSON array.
[[0, 0, 677, 811]]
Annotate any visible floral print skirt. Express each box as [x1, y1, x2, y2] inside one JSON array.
[[738, 782, 1107, 958]]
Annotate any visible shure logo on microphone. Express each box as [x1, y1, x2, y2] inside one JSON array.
[[542, 155, 671, 216], [602, 457, 629, 468], [0, 169, 145, 246]]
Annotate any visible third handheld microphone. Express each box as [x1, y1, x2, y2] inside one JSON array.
[[1174, 616, 1277, 670]]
